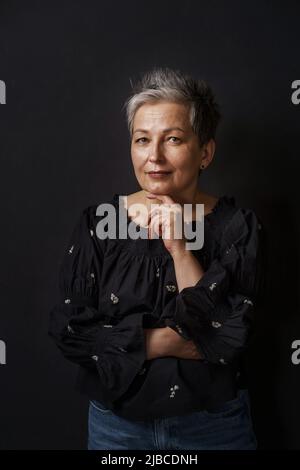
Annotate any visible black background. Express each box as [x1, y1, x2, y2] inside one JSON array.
[[0, 0, 299, 450]]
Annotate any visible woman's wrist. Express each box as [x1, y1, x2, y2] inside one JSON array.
[[171, 248, 193, 264], [144, 327, 170, 360], [171, 249, 204, 292], [162, 327, 203, 360]]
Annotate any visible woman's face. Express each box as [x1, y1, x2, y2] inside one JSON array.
[[130, 100, 215, 201]]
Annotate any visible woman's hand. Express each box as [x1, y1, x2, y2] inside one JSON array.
[[147, 193, 188, 258], [146, 192, 205, 293], [144, 327, 203, 361]]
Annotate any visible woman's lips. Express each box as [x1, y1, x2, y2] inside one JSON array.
[[147, 172, 171, 178]]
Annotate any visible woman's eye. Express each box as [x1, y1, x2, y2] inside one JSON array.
[[135, 136, 181, 144]]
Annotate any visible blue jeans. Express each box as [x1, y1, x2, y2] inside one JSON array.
[[87, 389, 257, 450]]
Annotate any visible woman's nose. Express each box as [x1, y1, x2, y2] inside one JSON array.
[[148, 142, 164, 162]]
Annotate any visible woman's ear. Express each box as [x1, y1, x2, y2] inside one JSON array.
[[200, 139, 216, 170]]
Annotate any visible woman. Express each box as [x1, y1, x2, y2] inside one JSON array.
[[48, 67, 266, 450]]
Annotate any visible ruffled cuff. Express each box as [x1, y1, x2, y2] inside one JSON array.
[[91, 312, 147, 402]]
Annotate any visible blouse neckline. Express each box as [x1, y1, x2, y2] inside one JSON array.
[[112, 192, 228, 228], [105, 193, 235, 258]]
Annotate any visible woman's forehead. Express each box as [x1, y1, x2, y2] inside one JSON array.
[[133, 102, 191, 129]]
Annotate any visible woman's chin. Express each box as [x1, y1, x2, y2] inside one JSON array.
[[144, 183, 173, 196], [145, 190, 164, 199]]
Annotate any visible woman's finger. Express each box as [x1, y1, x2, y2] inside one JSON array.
[[148, 212, 161, 239]]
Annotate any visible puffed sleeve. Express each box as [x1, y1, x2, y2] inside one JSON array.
[[164, 208, 266, 365], [48, 205, 147, 401]]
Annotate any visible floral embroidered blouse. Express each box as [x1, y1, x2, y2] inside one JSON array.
[[48, 193, 266, 421]]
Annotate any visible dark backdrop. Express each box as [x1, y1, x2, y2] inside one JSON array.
[[0, 0, 299, 450]]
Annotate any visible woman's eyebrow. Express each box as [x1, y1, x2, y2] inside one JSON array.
[[133, 127, 186, 134]]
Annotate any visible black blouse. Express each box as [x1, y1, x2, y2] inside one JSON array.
[[48, 193, 266, 421]]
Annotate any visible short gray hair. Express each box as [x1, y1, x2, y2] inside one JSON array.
[[123, 67, 222, 148]]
